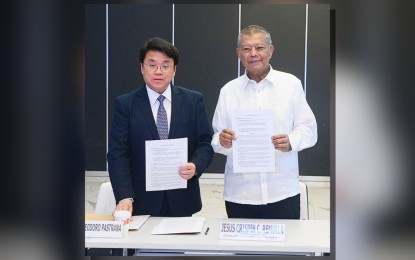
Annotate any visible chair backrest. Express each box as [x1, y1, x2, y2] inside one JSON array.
[[94, 181, 116, 215], [299, 181, 309, 220]]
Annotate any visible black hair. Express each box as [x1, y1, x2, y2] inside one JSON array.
[[139, 37, 179, 65]]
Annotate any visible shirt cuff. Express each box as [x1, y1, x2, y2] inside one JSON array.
[[120, 198, 134, 203]]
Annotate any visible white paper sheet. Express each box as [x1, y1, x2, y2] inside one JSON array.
[[231, 110, 276, 173], [145, 138, 188, 191], [151, 217, 205, 234], [128, 215, 150, 231]]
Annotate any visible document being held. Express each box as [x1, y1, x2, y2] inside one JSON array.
[[145, 138, 187, 191], [231, 110, 275, 173]]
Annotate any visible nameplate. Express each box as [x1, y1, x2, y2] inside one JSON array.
[[85, 220, 124, 238], [219, 222, 285, 241]]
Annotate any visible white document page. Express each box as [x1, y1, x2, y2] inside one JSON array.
[[145, 138, 187, 191], [151, 217, 205, 234], [231, 110, 276, 173], [128, 215, 150, 231]]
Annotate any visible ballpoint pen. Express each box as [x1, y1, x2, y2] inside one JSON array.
[[204, 227, 210, 235]]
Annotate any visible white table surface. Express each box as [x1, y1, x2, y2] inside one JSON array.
[[85, 217, 330, 255]]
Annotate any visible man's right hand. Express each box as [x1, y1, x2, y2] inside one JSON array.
[[219, 129, 236, 149], [113, 198, 133, 216]]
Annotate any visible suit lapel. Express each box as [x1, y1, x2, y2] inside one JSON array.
[[135, 86, 159, 139], [169, 85, 182, 138]]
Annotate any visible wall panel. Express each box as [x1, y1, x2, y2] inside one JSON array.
[[299, 5, 331, 176], [85, 4, 331, 177], [241, 4, 306, 80], [108, 4, 173, 143], [174, 4, 239, 173], [85, 4, 107, 170]]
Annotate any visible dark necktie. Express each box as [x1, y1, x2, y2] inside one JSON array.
[[156, 95, 168, 139]]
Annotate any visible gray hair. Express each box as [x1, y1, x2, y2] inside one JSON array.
[[237, 25, 272, 48]]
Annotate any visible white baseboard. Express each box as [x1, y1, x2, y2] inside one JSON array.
[[85, 171, 109, 177], [85, 171, 330, 182], [298, 175, 330, 182]]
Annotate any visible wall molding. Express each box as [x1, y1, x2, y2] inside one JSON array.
[[85, 171, 330, 182]]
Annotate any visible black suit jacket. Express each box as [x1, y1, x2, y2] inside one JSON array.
[[107, 85, 213, 216]]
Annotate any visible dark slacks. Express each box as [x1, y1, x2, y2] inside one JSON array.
[[225, 194, 300, 219]]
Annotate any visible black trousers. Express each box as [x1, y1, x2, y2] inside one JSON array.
[[225, 194, 300, 219]]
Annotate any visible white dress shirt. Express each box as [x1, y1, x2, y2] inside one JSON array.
[[211, 67, 318, 205], [146, 85, 172, 132]]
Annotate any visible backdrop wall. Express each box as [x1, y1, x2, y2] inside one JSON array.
[[85, 4, 331, 176]]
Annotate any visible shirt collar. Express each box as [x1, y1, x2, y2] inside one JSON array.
[[242, 65, 276, 89], [146, 84, 172, 105]]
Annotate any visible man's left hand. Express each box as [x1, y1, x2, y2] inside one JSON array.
[[271, 134, 292, 152], [178, 162, 196, 180]]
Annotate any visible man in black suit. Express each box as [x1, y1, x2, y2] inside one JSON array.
[[106, 37, 213, 256], [107, 37, 214, 219]]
